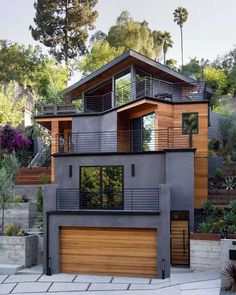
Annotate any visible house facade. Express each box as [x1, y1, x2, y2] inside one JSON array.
[[35, 50, 211, 278]]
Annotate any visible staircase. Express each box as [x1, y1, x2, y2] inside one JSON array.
[[16, 167, 51, 185]]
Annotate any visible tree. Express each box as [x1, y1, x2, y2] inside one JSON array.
[[30, 0, 98, 65], [173, 7, 188, 68], [0, 40, 43, 85], [182, 58, 201, 77], [157, 31, 173, 65], [79, 41, 124, 76], [0, 152, 20, 234], [166, 59, 178, 70], [0, 84, 24, 127], [80, 11, 167, 75]]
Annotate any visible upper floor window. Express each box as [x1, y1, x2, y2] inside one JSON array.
[[182, 113, 199, 134], [80, 166, 123, 210], [115, 69, 131, 107]]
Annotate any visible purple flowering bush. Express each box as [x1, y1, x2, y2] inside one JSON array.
[[0, 125, 30, 153]]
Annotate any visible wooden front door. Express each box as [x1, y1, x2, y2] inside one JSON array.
[[170, 212, 189, 266], [60, 227, 157, 277]]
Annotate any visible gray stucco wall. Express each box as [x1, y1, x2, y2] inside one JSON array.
[[43, 150, 194, 278], [43, 184, 171, 278]]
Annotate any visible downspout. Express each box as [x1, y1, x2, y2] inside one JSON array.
[[46, 212, 51, 276]]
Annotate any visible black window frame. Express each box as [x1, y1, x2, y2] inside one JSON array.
[[79, 165, 124, 210], [182, 112, 199, 135]]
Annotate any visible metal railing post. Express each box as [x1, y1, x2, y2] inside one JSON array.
[[189, 128, 193, 148]]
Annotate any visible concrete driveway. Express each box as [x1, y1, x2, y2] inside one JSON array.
[[0, 268, 221, 295]]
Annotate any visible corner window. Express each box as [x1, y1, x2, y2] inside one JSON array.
[[182, 113, 198, 134], [80, 166, 123, 210], [115, 69, 131, 107]]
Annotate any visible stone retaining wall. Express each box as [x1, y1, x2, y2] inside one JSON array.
[[0, 235, 38, 267], [0, 203, 36, 231], [190, 238, 221, 271]]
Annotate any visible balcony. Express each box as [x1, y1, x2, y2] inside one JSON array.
[[56, 188, 160, 213], [36, 77, 207, 116], [53, 127, 193, 154]]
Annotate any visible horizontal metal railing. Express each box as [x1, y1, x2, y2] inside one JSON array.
[[36, 77, 207, 116], [56, 188, 159, 212], [53, 127, 192, 154]]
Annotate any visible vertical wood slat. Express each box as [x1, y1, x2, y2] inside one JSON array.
[[60, 227, 157, 277]]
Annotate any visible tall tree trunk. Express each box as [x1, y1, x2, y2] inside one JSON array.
[[1, 204, 5, 235], [164, 51, 166, 65], [64, 0, 69, 83], [180, 26, 184, 69]]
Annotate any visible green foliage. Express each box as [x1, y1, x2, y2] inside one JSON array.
[[197, 221, 213, 233], [13, 195, 23, 203], [224, 211, 236, 225], [227, 224, 236, 234], [30, 0, 98, 64], [80, 11, 170, 75], [173, 7, 188, 28], [5, 222, 23, 236], [79, 41, 124, 76], [38, 173, 50, 185], [182, 57, 201, 77], [166, 59, 178, 70], [202, 201, 214, 216], [222, 263, 236, 292], [223, 177, 236, 190], [229, 200, 236, 213], [215, 168, 222, 178], [0, 83, 24, 127], [36, 187, 43, 213]]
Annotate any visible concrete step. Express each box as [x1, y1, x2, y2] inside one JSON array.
[[0, 264, 24, 275], [16, 264, 43, 274]]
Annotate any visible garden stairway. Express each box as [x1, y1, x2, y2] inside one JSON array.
[[16, 167, 51, 185]]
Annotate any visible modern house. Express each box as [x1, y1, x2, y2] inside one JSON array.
[[35, 50, 212, 278]]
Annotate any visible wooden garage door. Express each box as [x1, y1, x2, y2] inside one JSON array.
[[60, 227, 157, 277]]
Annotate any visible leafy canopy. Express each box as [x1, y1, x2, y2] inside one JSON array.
[[80, 11, 171, 75], [30, 0, 98, 64]]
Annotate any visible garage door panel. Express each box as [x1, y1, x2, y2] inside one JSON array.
[[60, 227, 157, 277]]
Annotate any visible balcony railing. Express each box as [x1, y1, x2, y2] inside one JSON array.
[[36, 77, 207, 116], [53, 127, 193, 154], [56, 188, 160, 212]]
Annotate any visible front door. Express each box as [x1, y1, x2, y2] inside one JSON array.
[[170, 211, 190, 266]]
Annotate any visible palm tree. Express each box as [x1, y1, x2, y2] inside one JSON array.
[[158, 31, 173, 65], [173, 7, 188, 68]]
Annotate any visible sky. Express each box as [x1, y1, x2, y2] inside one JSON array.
[[0, 0, 235, 70]]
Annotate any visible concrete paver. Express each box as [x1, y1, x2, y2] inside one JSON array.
[[11, 282, 51, 293], [39, 273, 76, 282], [0, 283, 16, 295], [74, 274, 112, 283], [4, 274, 41, 283], [0, 269, 221, 294], [89, 283, 129, 291], [49, 282, 89, 292], [112, 276, 150, 284]]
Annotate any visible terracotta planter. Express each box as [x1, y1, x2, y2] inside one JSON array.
[[208, 189, 236, 195]]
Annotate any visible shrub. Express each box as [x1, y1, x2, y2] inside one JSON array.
[[197, 221, 213, 233], [224, 211, 236, 225], [38, 173, 50, 184], [229, 200, 236, 213], [215, 168, 222, 178], [5, 222, 24, 236], [222, 263, 236, 292], [36, 187, 43, 213], [223, 177, 236, 190], [214, 206, 225, 217], [231, 151, 236, 162], [227, 225, 236, 234], [202, 202, 214, 216], [212, 219, 225, 233]]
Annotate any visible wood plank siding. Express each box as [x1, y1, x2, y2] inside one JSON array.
[[60, 227, 157, 277], [117, 100, 209, 208]]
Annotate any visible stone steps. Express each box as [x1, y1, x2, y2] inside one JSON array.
[[0, 264, 24, 275]]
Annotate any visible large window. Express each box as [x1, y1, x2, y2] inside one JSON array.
[[80, 166, 123, 209], [115, 69, 131, 107], [182, 113, 198, 134]]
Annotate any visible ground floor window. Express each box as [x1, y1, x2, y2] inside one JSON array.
[[80, 166, 123, 209]]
